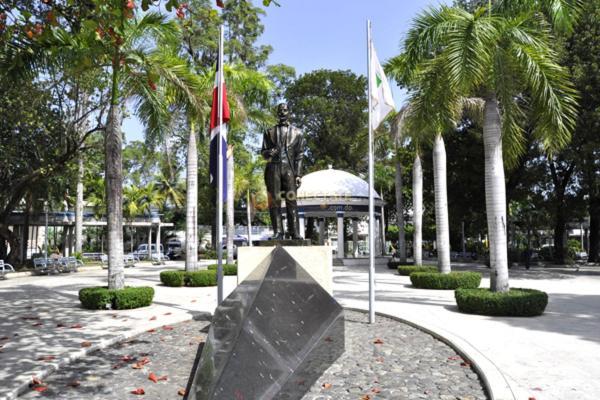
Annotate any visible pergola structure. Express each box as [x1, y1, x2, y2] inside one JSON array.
[[291, 166, 386, 258]]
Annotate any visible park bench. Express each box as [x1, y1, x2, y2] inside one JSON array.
[[56, 257, 81, 273], [101, 254, 137, 268], [82, 252, 104, 262], [33, 258, 58, 274], [0, 260, 15, 279]]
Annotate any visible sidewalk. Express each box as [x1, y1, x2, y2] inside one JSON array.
[[0, 262, 237, 400], [334, 262, 600, 400], [1, 260, 599, 400]]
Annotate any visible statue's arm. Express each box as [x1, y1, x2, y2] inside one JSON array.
[[261, 131, 272, 159], [294, 133, 305, 178]]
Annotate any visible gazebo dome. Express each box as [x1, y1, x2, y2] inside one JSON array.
[[298, 166, 382, 202]]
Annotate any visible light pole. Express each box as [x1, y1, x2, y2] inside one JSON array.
[[43, 200, 49, 261]]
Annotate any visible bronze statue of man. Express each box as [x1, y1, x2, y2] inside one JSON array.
[[261, 103, 305, 240]]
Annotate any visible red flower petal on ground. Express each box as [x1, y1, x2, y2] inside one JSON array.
[[66, 380, 81, 388], [121, 355, 133, 362], [148, 372, 158, 383], [322, 383, 332, 389], [147, 329, 156, 333], [448, 355, 461, 361], [460, 361, 472, 367], [56, 323, 65, 328], [31, 376, 43, 385], [324, 336, 333, 342], [163, 312, 172, 316], [0, 336, 8, 340], [162, 325, 174, 331], [81, 341, 92, 348], [529, 397, 537, 400], [371, 388, 381, 394], [70, 324, 83, 329], [37, 355, 56, 362], [32, 322, 43, 327], [33, 386, 48, 392], [373, 338, 384, 344], [178, 388, 187, 396], [112, 363, 122, 370], [131, 388, 145, 395], [158, 375, 168, 381], [191, 300, 197, 303], [149, 316, 157, 321], [532, 387, 543, 391]]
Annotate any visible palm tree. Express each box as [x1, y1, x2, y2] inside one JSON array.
[[397, 2, 579, 291], [412, 150, 424, 266]]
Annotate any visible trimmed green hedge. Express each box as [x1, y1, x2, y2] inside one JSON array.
[[455, 288, 548, 317], [160, 269, 218, 287], [207, 264, 237, 276], [186, 270, 218, 287], [410, 271, 482, 290], [398, 265, 437, 276], [160, 270, 186, 287], [79, 286, 154, 310]]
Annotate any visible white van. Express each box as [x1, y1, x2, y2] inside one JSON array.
[[135, 244, 165, 260]]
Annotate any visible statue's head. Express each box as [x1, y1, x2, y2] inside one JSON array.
[[277, 103, 289, 123]]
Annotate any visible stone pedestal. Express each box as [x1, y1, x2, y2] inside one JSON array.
[[189, 247, 345, 400], [238, 245, 333, 294]]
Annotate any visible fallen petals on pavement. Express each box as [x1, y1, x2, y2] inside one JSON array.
[[178, 388, 187, 396], [131, 388, 145, 395], [373, 338, 384, 344]]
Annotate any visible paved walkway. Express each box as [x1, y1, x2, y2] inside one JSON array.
[[334, 262, 600, 400], [0, 260, 599, 400]]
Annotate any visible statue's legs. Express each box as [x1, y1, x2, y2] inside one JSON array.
[[265, 163, 284, 239], [280, 165, 300, 239]]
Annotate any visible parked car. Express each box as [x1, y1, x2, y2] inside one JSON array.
[[135, 244, 166, 261], [574, 251, 588, 262]]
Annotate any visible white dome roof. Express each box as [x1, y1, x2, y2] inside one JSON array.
[[298, 166, 382, 200]]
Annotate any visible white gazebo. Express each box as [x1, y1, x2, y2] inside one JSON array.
[[287, 166, 385, 258]]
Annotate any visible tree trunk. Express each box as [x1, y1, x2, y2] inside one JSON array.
[[553, 210, 566, 264], [588, 198, 600, 262], [185, 122, 199, 271], [105, 103, 125, 290], [246, 190, 253, 247], [395, 158, 406, 262], [433, 134, 451, 273], [483, 96, 509, 292], [413, 153, 423, 266], [226, 146, 234, 265], [75, 156, 84, 254]]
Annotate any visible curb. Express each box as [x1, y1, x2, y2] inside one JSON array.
[[345, 307, 520, 400], [3, 311, 210, 400]]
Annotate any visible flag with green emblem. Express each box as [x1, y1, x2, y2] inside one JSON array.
[[369, 42, 396, 130]]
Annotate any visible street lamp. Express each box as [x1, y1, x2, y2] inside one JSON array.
[[150, 210, 162, 263], [41, 200, 49, 261]]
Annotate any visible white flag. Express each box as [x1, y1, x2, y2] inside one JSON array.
[[370, 42, 396, 130]]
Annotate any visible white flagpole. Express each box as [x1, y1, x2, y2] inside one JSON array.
[[367, 20, 376, 324], [217, 24, 225, 304]]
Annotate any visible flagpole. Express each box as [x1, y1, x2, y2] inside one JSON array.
[[367, 20, 376, 324], [217, 24, 225, 304]]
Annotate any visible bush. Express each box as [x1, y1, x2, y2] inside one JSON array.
[[186, 270, 218, 287], [455, 288, 548, 317], [79, 287, 114, 310], [160, 270, 186, 287], [79, 286, 154, 310], [207, 264, 237, 275], [387, 260, 402, 269], [398, 265, 437, 276], [113, 287, 154, 309], [410, 271, 481, 290]]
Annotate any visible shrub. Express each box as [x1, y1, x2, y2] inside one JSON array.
[[113, 287, 154, 309], [79, 286, 154, 310], [387, 260, 402, 269], [410, 271, 481, 290], [160, 270, 186, 287], [207, 264, 237, 275], [455, 288, 548, 317], [397, 265, 437, 276], [79, 287, 114, 310], [186, 270, 218, 287]]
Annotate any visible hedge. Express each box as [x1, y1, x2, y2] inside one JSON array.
[[207, 264, 237, 276], [398, 265, 437, 276], [410, 271, 482, 290], [160, 270, 186, 287], [186, 270, 218, 287], [79, 286, 154, 310], [455, 288, 548, 317], [160, 269, 218, 287]]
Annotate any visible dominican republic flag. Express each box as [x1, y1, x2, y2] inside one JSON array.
[[209, 61, 230, 201]]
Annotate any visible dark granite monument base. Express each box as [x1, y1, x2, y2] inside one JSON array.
[[256, 239, 312, 247], [188, 246, 344, 400]]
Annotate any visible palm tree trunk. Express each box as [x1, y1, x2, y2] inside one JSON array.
[[395, 157, 406, 262], [185, 122, 199, 271], [483, 96, 509, 292], [433, 134, 451, 273], [246, 190, 253, 247], [413, 152, 423, 266], [106, 102, 125, 289], [226, 146, 234, 265], [75, 156, 84, 254]]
